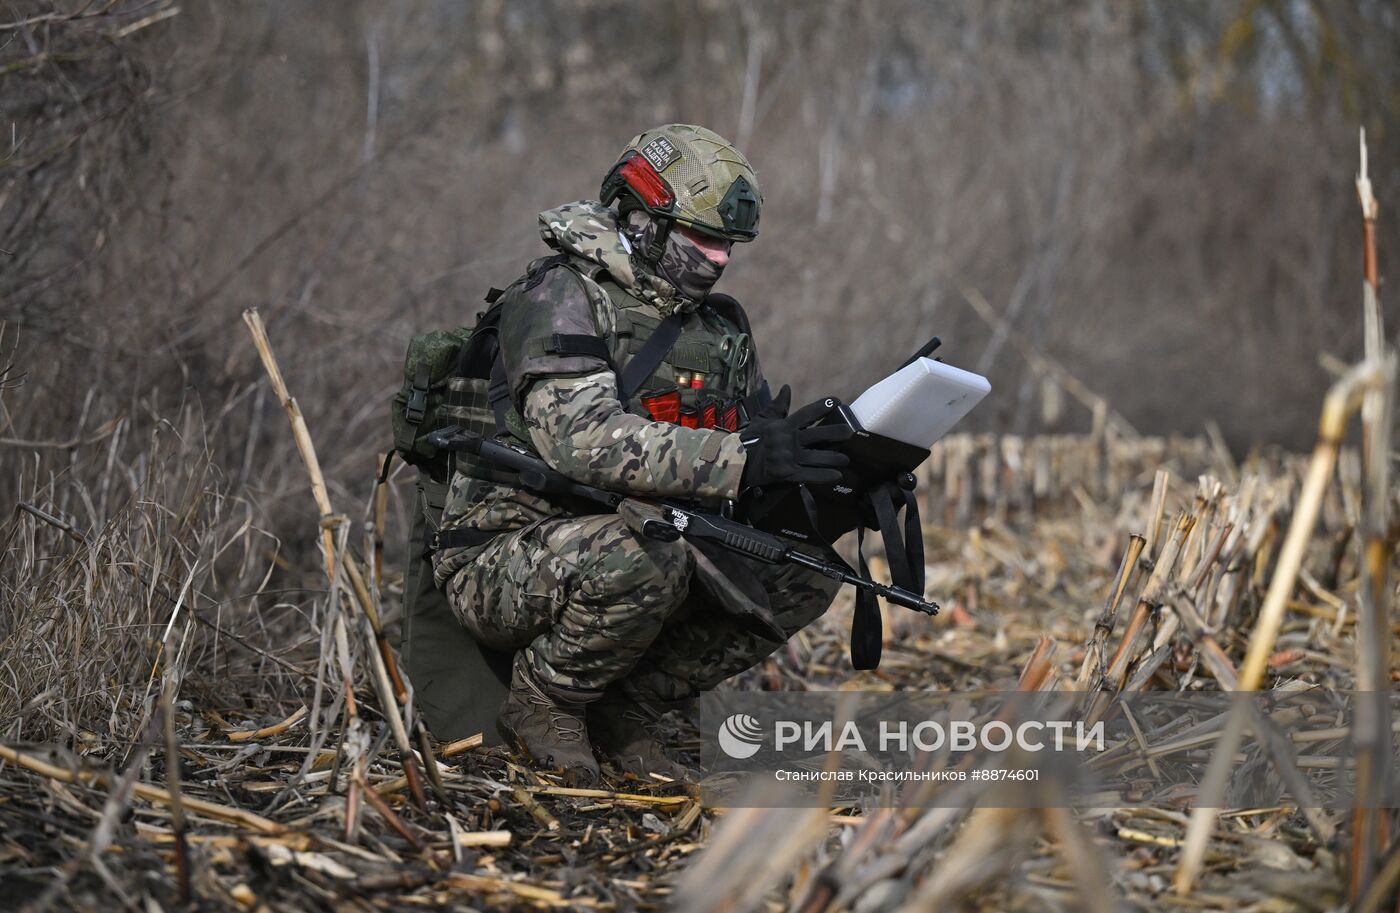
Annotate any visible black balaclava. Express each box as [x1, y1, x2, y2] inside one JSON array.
[[624, 209, 726, 302]]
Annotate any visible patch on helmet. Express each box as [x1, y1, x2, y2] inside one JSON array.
[[640, 137, 681, 172]]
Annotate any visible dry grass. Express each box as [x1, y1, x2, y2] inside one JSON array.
[[0, 402, 309, 749]]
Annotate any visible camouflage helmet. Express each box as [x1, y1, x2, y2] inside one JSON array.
[[600, 124, 762, 243]]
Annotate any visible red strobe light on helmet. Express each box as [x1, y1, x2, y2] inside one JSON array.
[[603, 152, 676, 212]]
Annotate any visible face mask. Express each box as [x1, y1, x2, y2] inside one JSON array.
[[625, 211, 729, 302], [658, 228, 726, 301]]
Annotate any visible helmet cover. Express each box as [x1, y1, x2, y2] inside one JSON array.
[[601, 124, 762, 242]]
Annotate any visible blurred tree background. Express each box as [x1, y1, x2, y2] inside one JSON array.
[[3, 0, 1399, 530]]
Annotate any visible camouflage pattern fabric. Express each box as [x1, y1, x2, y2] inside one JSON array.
[[442, 511, 838, 697], [442, 513, 691, 696], [538, 201, 689, 315], [434, 200, 752, 584], [522, 371, 744, 500], [433, 196, 836, 701], [432, 369, 746, 586], [657, 227, 725, 302], [497, 263, 614, 404], [622, 547, 840, 703]]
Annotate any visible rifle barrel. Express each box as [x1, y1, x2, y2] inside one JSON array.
[[784, 548, 939, 616]]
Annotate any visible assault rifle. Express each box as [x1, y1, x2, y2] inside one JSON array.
[[425, 425, 940, 619]]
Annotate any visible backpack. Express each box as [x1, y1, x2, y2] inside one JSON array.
[[389, 314, 501, 485]]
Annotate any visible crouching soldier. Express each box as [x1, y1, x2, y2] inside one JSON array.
[[432, 125, 850, 785]]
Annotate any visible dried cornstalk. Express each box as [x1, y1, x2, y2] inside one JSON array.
[[672, 800, 827, 913], [1174, 359, 1390, 894], [1348, 126, 1393, 902], [160, 652, 191, 904], [1163, 592, 1237, 689], [1041, 802, 1116, 913], [242, 308, 340, 584], [1086, 513, 1195, 725], [1143, 469, 1169, 559], [0, 745, 283, 834], [227, 705, 308, 742], [1075, 533, 1145, 691], [899, 805, 1031, 912], [1122, 521, 1235, 690], [243, 307, 430, 811]]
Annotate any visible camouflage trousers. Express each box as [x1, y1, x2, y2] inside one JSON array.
[[441, 513, 839, 702]]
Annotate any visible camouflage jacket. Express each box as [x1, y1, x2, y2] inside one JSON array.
[[434, 201, 764, 586]]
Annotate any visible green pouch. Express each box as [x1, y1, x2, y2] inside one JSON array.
[[400, 478, 512, 744]]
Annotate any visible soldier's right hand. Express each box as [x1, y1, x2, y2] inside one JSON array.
[[738, 385, 852, 490]]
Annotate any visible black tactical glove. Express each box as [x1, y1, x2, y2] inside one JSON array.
[[739, 385, 853, 491]]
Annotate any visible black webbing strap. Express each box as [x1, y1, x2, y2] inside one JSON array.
[[798, 486, 882, 670], [546, 333, 613, 360], [647, 217, 673, 262], [428, 526, 499, 554], [903, 487, 925, 590], [618, 312, 685, 401], [869, 480, 925, 596], [796, 479, 925, 672], [405, 359, 431, 425], [851, 528, 883, 671]]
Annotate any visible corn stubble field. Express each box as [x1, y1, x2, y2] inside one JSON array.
[[3, 224, 1398, 911], [0, 365, 1390, 913], [5, 2, 1400, 911]]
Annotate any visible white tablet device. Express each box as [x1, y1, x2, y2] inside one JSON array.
[[849, 358, 991, 449]]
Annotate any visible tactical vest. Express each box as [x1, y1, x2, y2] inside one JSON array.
[[485, 255, 766, 457], [390, 253, 761, 485]]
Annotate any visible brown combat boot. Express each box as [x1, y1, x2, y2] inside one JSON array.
[[497, 655, 600, 787], [589, 689, 690, 782]]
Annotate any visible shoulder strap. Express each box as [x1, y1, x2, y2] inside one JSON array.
[[851, 531, 884, 671], [618, 312, 684, 401], [796, 485, 882, 670], [488, 353, 510, 435]]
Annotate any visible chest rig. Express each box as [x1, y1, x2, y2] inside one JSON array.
[[482, 255, 768, 446], [599, 278, 760, 432]]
